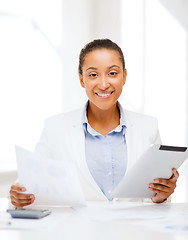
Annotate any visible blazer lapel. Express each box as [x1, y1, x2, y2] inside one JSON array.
[[70, 110, 107, 199], [124, 110, 135, 172]]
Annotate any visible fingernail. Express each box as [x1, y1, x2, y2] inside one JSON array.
[[21, 187, 26, 191], [154, 179, 158, 183], [30, 195, 34, 200]]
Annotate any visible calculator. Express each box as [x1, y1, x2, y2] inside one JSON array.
[[7, 209, 51, 219]]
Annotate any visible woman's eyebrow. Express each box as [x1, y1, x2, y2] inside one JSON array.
[[86, 67, 97, 71], [109, 65, 120, 69], [86, 65, 120, 71]]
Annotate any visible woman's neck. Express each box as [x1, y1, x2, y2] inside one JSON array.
[[87, 101, 120, 136]]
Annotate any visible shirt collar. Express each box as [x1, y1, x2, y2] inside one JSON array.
[[82, 101, 126, 136]]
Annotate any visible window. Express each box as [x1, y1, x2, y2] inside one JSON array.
[[121, 0, 187, 202], [0, 0, 62, 171]]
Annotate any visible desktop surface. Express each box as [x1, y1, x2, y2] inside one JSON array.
[[0, 198, 188, 240]]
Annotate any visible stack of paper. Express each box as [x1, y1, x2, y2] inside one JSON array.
[[15, 146, 86, 207]]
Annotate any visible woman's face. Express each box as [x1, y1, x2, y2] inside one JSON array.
[[79, 49, 127, 111]]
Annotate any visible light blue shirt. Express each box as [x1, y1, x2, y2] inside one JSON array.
[[82, 102, 127, 201]]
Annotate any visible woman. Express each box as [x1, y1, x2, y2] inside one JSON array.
[[10, 39, 179, 207]]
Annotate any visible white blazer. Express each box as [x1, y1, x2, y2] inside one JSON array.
[[34, 106, 161, 201]]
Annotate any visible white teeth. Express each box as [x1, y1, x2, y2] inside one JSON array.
[[97, 93, 111, 97]]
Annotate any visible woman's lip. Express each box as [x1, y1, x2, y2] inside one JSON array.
[[95, 91, 113, 98]]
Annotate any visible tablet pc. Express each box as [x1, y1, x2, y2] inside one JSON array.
[[111, 145, 188, 199]]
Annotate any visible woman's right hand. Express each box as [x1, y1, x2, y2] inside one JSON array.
[[10, 183, 35, 208]]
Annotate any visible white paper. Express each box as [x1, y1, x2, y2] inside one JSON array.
[[77, 202, 168, 221], [133, 203, 188, 233], [15, 146, 86, 207]]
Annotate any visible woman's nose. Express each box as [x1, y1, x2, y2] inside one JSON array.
[[98, 76, 110, 90]]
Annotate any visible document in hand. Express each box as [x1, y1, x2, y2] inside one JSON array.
[[15, 146, 86, 207], [112, 145, 188, 199]]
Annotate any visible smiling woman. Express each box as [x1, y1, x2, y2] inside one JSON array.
[[79, 48, 127, 136], [78, 39, 127, 138], [10, 39, 179, 207]]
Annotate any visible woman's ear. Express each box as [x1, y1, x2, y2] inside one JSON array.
[[79, 74, 85, 88], [123, 69, 127, 85]]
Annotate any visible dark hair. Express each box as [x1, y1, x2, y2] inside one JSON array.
[[78, 39, 125, 75]]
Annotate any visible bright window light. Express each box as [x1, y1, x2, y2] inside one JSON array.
[[144, 0, 187, 203], [120, 0, 145, 112], [144, 0, 187, 146], [0, 0, 62, 171], [121, 0, 187, 202]]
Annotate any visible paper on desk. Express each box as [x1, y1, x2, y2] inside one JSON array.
[[133, 203, 188, 233], [15, 145, 86, 207], [78, 203, 168, 221]]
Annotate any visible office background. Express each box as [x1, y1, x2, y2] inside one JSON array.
[[0, 0, 188, 202]]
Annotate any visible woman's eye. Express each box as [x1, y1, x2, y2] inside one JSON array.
[[89, 73, 97, 77], [109, 71, 117, 76]]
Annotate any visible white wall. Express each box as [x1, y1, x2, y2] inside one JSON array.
[[120, 0, 145, 112], [158, 0, 188, 146], [90, 0, 121, 44], [61, 0, 122, 112], [61, 0, 91, 112]]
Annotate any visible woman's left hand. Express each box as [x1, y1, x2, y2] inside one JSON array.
[[149, 168, 179, 203]]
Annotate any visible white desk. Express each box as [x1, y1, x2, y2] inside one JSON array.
[[0, 198, 188, 240]]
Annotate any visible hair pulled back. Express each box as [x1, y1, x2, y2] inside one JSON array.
[[78, 39, 125, 75]]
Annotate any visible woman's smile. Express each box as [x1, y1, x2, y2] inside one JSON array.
[[95, 91, 114, 98]]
